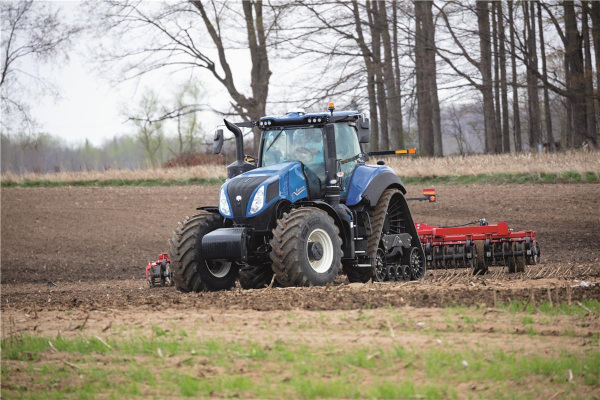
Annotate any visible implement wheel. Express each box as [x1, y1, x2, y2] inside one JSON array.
[[513, 242, 526, 273], [169, 212, 239, 292], [270, 207, 342, 287], [473, 241, 488, 276], [239, 263, 274, 289]]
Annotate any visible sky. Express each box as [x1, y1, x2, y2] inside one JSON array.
[[25, 2, 258, 147]]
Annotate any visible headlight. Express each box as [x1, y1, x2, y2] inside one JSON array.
[[249, 186, 265, 214], [219, 187, 231, 216]]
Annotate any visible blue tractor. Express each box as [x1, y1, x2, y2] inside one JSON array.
[[169, 104, 426, 291]]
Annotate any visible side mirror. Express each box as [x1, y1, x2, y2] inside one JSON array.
[[357, 115, 370, 143], [213, 129, 224, 154]]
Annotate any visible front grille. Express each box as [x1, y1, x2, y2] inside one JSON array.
[[227, 176, 269, 217]]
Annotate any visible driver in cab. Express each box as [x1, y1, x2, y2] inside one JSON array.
[[293, 129, 323, 165]]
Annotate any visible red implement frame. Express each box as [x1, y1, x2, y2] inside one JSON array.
[[415, 222, 536, 245]]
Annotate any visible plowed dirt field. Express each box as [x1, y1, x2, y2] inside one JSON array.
[[2, 183, 599, 399]]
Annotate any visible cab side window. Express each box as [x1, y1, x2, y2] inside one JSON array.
[[334, 123, 361, 189]]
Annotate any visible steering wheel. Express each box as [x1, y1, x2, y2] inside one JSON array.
[[293, 147, 315, 164]]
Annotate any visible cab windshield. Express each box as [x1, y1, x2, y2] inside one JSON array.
[[262, 126, 326, 181], [260, 123, 362, 189]]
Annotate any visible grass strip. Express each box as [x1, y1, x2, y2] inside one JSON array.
[[1, 170, 598, 188], [2, 333, 598, 399]]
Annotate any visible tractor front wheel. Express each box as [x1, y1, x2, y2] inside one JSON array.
[[270, 207, 342, 287], [169, 212, 238, 292]]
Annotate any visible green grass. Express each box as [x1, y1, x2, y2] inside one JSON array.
[[2, 332, 598, 399], [2, 170, 598, 188], [401, 170, 599, 185]]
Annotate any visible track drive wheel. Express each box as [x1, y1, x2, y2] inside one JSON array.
[[169, 212, 239, 292], [239, 263, 274, 289], [270, 207, 342, 287], [473, 241, 488, 276]]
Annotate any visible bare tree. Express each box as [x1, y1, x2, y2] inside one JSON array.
[[563, 1, 589, 147], [497, 2, 510, 153], [90, 1, 288, 150], [126, 90, 165, 168], [476, 0, 497, 153], [414, 1, 434, 156], [508, 1, 522, 152], [537, 1, 554, 151], [581, 1, 597, 144], [0, 0, 80, 134]]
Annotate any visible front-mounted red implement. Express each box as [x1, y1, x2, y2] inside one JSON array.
[[408, 189, 540, 275], [145, 253, 175, 287]]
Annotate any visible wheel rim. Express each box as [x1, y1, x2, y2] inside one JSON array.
[[206, 260, 232, 278], [307, 228, 334, 273]]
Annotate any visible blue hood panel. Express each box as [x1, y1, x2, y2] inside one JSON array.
[[345, 164, 397, 206], [219, 162, 308, 218]]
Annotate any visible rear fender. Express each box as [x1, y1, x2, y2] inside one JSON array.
[[346, 165, 406, 207]]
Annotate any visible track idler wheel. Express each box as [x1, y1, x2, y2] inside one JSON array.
[[374, 248, 387, 282], [405, 247, 426, 280]]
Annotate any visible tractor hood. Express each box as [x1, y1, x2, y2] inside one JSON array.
[[218, 162, 309, 219]]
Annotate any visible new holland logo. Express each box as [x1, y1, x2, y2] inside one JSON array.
[[292, 187, 306, 197], [236, 195, 242, 202]]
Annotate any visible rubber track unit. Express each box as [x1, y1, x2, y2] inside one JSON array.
[[269, 207, 342, 287], [239, 263, 274, 289], [168, 212, 233, 293], [367, 188, 401, 274]]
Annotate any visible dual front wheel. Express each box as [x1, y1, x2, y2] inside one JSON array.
[[169, 205, 424, 292], [168, 208, 342, 292]]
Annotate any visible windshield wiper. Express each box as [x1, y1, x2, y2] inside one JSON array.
[[265, 129, 285, 152]]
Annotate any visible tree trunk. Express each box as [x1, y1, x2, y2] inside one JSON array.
[[592, 1, 600, 142], [582, 1, 597, 146], [497, 2, 510, 153], [524, 1, 542, 151], [377, 2, 404, 149], [392, 1, 403, 150], [537, 1, 554, 151], [564, 1, 588, 147], [414, 1, 435, 156], [242, 1, 270, 151], [423, 0, 443, 156], [508, 1, 522, 152], [352, 0, 379, 151], [369, 0, 389, 150], [476, 0, 497, 153], [492, 2, 503, 153], [564, 53, 573, 148]]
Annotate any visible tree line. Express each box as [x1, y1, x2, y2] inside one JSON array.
[[3, 1, 600, 163]]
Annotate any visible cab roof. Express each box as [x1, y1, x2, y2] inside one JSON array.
[[258, 110, 359, 128]]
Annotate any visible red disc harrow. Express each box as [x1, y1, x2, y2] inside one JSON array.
[[410, 189, 540, 274]]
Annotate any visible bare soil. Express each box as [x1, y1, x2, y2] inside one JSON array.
[[1, 183, 599, 313], [2, 183, 599, 399]]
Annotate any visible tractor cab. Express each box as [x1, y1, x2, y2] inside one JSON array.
[[259, 111, 364, 197]]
